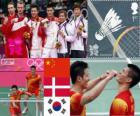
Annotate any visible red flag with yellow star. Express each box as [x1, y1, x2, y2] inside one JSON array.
[[44, 58, 70, 77]]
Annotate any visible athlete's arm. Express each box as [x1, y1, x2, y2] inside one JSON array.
[[81, 71, 117, 105]]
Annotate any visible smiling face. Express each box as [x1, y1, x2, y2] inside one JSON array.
[[31, 7, 39, 18], [59, 12, 66, 23], [8, 4, 15, 15], [116, 67, 132, 86]]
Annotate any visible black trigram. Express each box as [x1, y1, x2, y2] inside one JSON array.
[[61, 98, 66, 104], [48, 98, 53, 104], [61, 108, 66, 114], [48, 108, 53, 114]]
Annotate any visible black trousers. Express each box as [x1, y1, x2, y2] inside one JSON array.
[[70, 50, 86, 58], [58, 53, 69, 58]]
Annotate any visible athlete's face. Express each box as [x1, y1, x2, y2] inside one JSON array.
[[17, 3, 24, 14], [47, 7, 54, 18], [80, 68, 90, 89], [59, 13, 66, 23], [116, 67, 132, 85], [31, 68, 36, 75], [11, 88, 17, 95], [8, 4, 15, 15], [74, 8, 81, 17], [31, 8, 39, 18]]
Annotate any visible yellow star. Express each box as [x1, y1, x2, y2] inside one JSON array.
[[45, 60, 51, 66]]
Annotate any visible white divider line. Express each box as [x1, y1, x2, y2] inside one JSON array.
[[71, 59, 140, 63], [44, 86, 70, 89], [36, 102, 38, 116], [0, 100, 43, 102], [0, 98, 43, 100], [87, 112, 140, 115]]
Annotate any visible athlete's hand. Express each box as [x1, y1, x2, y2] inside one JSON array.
[[40, 88, 44, 92], [11, 18, 18, 23], [100, 71, 110, 80], [107, 70, 117, 80], [58, 30, 65, 38], [77, 29, 82, 36], [13, 104, 19, 109], [41, 18, 49, 25], [3, 16, 8, 25]]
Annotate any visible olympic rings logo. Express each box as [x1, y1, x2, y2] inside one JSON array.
[[26, 59, 44, 70], [0, 59, 15, 65], [67, 8, 88, 20]]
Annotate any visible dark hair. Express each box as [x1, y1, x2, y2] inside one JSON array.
[[31, 4, 39, 11], [30, 65, 36, 69], [17, 1, 25, 6], [11, 85, 18, 90], [70, 61, 88, 84], [128, 64, 140, 88], [59, 10, 67, 17], [73, 3, 81, 10], [47, 4, 54, 10], [8, 2, 15, 7]]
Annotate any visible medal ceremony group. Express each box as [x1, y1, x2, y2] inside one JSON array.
[[0, 1, 87, 58]]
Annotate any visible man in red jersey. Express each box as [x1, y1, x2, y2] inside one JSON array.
[[110, 64, 140, 116], [22, 65, 43, 116], [9, 85, 31, 116], [70, 61, 117, 116], [1, 2, 16, 58], [1, 1, 29, 58]]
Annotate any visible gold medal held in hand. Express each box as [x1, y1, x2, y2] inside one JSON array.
[[23, 32, 31, 40], [79, 25, 84, 32], [55, 41, 62, 49]]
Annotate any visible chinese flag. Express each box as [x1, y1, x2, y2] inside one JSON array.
[[44, 58, 70, 77]]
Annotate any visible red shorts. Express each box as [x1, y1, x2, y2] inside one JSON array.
[[9, 107, 21, 116], [28, 88, 40, 97]]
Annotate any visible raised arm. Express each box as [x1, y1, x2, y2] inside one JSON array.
[[81, 71, 117, 105]]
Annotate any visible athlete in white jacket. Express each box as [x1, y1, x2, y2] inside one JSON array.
[[57, 10, 75, 58], [27, 4, 44, 58], [42, 5, 59, 58], [68, 4, 88, 58]]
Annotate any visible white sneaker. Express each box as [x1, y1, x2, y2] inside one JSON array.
[[40, 111, 43, 116], [22, 107, 28, 114]]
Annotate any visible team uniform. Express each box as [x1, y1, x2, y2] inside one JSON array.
[[70, 90, 86, 116], [42, 17, 59, 58], [9, 90, 31, 116], [26, 73, 41, 97], [26, 17, 45, 58], [110, 90, 134, 116], [68, 15, 88, 58], [1, 14, 15, 58], [57, 21, 74, 58], [2, 15, 29, 58]]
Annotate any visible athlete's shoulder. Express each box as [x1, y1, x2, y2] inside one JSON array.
[[70, 90, 82, 99], [26, 72, 32, 79], [112, 98, 128, 109]]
